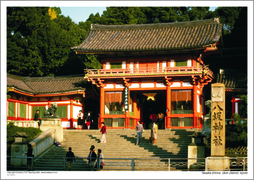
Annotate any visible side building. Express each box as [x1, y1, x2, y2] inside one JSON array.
[[72, 18, 223, 129], [7, 73, 89, 129]]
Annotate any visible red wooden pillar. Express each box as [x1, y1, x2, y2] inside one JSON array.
[[133, 92, 137, 129], [70, 98, 74, 129], [99, 86, 105, 129], [193, 85, 197, 128], [166, 85, 171, 128]]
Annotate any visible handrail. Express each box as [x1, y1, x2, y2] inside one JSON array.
[[7, 156, 247, 171], [7, 120, 38, 128], [86, 67, 213, 77]]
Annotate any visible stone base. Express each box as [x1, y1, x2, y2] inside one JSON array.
[[206, 156, 230, 171], [11, 143, 27, 166], [40, 118, 63, 142], [188, 145, 205, 169]]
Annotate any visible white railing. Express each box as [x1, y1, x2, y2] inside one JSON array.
[[7, 156, 247, 171], [86, 67, 213, 77], [7, 120, 38, 128]]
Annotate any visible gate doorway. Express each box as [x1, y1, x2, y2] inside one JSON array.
[[138, 91, 166, 129]]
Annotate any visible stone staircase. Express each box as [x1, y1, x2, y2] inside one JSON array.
[[33, 129, 200, 171]]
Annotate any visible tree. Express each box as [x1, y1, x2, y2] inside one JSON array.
[[214, 7, 247, 47], [7, 7, 92, 77]]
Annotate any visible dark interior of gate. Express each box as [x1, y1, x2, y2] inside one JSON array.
[[134, 90, 166, 129]]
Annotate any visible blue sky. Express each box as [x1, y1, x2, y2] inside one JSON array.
[[60, 7, 107, 24], [60, 6, 218, 24]]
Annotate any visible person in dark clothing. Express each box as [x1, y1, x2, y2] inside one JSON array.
[[88, 147, 97, 171], [27, 144, 34, 171], [66, 147, 75, 171], [33, 110, 41, 128], [86, 112, 92, 129], [77, 110, 84, 130], [96, 149, 104, 171]]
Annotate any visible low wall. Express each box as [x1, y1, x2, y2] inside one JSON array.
[[29, 129, 55, 158]]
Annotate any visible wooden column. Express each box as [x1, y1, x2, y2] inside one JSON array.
[[70, 98, 73, 129], [166, 85, 171, 128], [133, 92, 137, 128], [99, 86, 105, 128], [193, 85, 197, 128]]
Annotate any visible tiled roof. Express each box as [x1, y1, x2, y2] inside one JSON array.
[[7, 74, 34, 93], [72, 18, 222, 53], [216, 70, 247, 91], [7, 73, 85, 95]]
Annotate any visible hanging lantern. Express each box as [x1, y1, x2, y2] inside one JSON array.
[[143, 93, 157, 101]]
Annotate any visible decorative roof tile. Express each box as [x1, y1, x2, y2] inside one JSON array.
[[72, 18, 222, 53], [7, 74, 85, 95]]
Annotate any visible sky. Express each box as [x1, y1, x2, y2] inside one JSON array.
[[60, 6, 218, 24], [60, 7, 107, 24]]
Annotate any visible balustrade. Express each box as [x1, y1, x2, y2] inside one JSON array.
[[85, 67, 213, 78]]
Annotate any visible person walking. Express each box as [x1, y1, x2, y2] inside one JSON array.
[[136, 121, 144, 145], [33, 110, 41, 129], [100, 122, 106, 143], [27, 144, 34, 171], [150, 121, 158, 144], [66, 147, 76, 171], [158, 112, 164, 129], [86, 112, 92, 130], [77, 110, 84, 130], [96, 149, 104, 171], [88, 147, 97, 171]]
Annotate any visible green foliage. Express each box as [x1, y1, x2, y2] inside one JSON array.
[[215, 7, 247, 47], [239, 95, 247, 117], [7, 124, 42, 155], [7, 124, 42, 143], [226, 113, 247, 148], [7, 7, 95, 77], [7, 6, 247, 76]]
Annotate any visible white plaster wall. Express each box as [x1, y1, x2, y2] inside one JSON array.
[[129, 83, 139, 88], [116, 84, 124, 88], [104, 84, 114, 89], [122, 61, 126, 69], [73, 106, 82, 119], [141, 83, 154, 88], [170, 60, 175, 67]]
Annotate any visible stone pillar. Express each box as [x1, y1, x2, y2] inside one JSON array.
[[207, 83, 230, 171], [40, 117, 63, 142], [188, 132, 205, 170], [11, 132, 28, 166]]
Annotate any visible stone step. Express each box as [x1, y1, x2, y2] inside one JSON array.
[[34, 129, 199, 171]]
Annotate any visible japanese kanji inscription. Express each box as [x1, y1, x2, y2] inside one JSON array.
[[211, 83, 225, 156]]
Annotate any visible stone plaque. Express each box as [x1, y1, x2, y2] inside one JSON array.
[[212, 86, 224, 102], [15, 137, 23, 143]]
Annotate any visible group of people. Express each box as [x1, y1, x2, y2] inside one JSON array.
[[136, 119, 159, 145], [77, 110, 96, 130], [135, 112, 164, 145], [149, 112, 165, 129], [65, 145, 104, 171]]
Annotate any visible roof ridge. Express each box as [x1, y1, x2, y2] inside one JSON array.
[[91, 18, 220, 31]]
